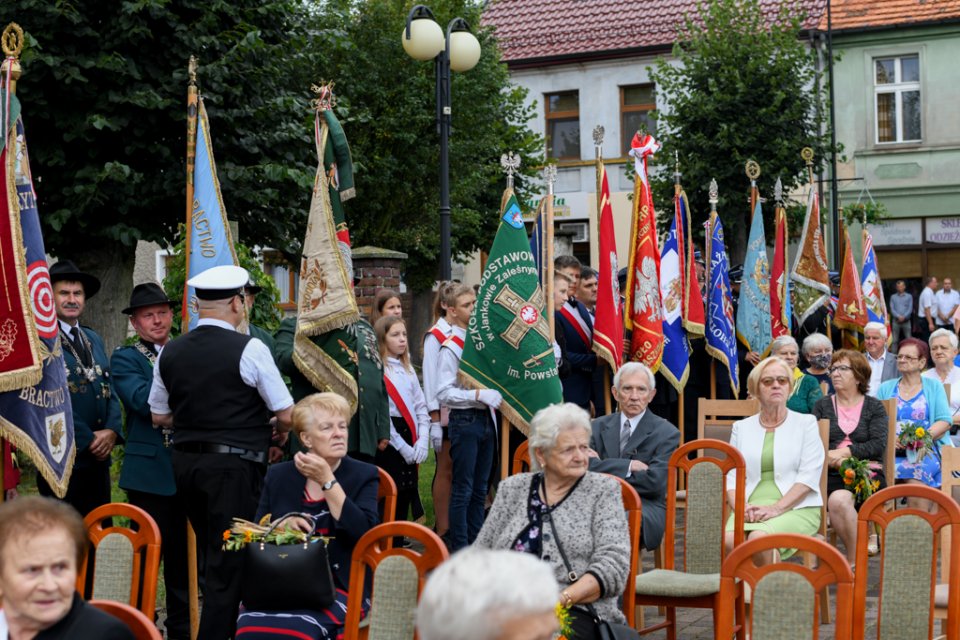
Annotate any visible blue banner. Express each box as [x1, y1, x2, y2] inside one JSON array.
[[658, 209, 689, 391], [705, 213, 740, 397], [528, 199, 543, 284], [0, 117, 76, 497], [736, 200, 772, 355], [185, 99, 237, 329], [861, 230, 887, 326]]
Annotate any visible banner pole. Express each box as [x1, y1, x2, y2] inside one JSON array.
[[604, 366, 612, 415], [501, 418, 510, 480], [545, 165, 557, 339]]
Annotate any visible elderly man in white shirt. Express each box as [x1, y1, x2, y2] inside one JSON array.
[[935, 278, 960, 328], [863, 321, 898, 396], [918, 276, 938, 341]]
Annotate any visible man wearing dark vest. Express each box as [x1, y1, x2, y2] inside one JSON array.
[[41, 260, 123, 517], [111, 283, 189, 640], [149, 265, 294, 640]]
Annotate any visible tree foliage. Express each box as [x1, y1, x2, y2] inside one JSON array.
[[648, 0, 835, 261]]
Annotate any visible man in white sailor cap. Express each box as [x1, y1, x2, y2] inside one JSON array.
[[149, 265, 294, 640]]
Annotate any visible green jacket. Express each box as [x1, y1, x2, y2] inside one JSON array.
[[62, 326, 123, 456], [275, 317, 389, 457], [788, 372, 824, 414]]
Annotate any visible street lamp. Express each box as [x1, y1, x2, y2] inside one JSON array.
[[401, 5, 481, 281]]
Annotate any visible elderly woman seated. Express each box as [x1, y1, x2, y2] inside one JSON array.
[[474, 403, 630, 640], [236, 392, 380, 639], [769, 335, 823, 413], [417, 548, 560, 640], [725, 356, 825, 565], [0, 496, 134, 640], [802, 332, 835, 395], [924, 328, 960, 445]]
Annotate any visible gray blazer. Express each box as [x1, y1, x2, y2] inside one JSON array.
[[881, 352, 898, 383], [589, 410, 680, 550], [474, 472, 630, 624]]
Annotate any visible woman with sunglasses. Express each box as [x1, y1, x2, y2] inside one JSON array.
[[876, 337, 953, 511], [812, 350, 888, 563], [724, 356, 825, 565]]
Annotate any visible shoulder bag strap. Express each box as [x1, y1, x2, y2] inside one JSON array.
[[544, 505, 604, 623]]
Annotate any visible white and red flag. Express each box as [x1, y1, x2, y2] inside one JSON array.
[[593, 155, 623, 372]]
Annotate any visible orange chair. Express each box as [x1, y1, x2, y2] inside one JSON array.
[[512, 440, 530, 475], [633, 439, 745, 639], [611, 476, 642, 628], [343, 521, 449, 640], [377, 467, 398, 524], [716, 533, 854, 638], [77, 503, 161, 621], [90, 600, 163, 640], [853, 484, 960, 640]]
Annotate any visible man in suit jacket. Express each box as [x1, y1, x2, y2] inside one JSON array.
[[555, 256, 598, 411], [589, 362, 680, 550], [40, 261, 122, 517], [864, 322, 898, 397], [111, 282, 189, 640]]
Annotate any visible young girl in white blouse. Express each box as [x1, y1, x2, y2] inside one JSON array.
[[375, 315, 430, 524]]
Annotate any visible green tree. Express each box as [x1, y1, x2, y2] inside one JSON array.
[[648, 0, 835, 262]]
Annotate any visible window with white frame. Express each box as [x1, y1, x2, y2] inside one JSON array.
[[874, 55, 921, 144]]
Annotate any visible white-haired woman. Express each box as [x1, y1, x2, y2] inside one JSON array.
[[474, 404, 630, 640], [770, 335, 823, 413], [417, 548, 560, 640], [802, 332, 835, 395], [924, 328, 960, 444], [725, 356, 825, 565]]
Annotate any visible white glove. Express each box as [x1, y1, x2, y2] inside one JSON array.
[[478, 389, 503, 409], [397, 441, 418, 465], [389, 431, 407, 452], [412, 439, 429, 464], [429, 422, 443, 453], [553, 340, 562, 363]]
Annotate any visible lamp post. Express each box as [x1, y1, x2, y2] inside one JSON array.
[[401, 5, 481, 281]]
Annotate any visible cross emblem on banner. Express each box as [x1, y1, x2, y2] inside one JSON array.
[[494, 286, 551, 349]]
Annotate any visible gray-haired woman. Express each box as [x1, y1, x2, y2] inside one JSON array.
[[770, 335, 823, 413], [924, 328, 960, 444], [474, 403, 630, 640], [802, 332, 835, 395]]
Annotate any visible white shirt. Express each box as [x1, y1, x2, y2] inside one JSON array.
[[866, 350, 887, 397], [148, 318, 293, 415], [421, 317, 452, 413], [435, 326, 485, 409], [919, 286, 936, 318], [935, 289, 960, 325], [620, 410, 646, 439]]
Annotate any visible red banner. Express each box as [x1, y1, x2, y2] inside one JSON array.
[[770, 206, 791, 338], [676, 190, 705, 335], [593, 159, 623, 372], [834, 225, 867, 333]]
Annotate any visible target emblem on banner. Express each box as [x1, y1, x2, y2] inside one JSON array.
[[27, 261, 58, 338]]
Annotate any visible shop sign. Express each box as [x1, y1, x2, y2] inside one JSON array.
[[867, 219, 922, 246], [926, 217, 960, 244]]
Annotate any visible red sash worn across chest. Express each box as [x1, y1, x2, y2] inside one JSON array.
[[560, 305, 592, 349], [384, 374, 417, 443]]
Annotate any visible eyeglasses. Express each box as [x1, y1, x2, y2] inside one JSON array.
[[759, 376, 791, 388], [896, 354, 920, 362], [829, 365, 852, 374]]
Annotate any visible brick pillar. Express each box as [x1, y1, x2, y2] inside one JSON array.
[[352, 246, 408, 321]]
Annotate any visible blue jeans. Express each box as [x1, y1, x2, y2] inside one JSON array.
[[448, 408, 496, 551]]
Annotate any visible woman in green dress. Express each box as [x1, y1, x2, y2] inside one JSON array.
[[770, 335, 823, 413], [725, 356, 825, 565]]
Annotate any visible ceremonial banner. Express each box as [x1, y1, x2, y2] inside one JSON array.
[[737, 200, 772, 356], [677, 190, 705, 334], [770, 205, 791, 338], [834, 225, 867, 335], [460, 190, 562, 434], [184, 98, 238, 330], [790, 188, 831, 324], [861, 229, 889, 334], [592, 158, 623, 372], [659, 206, 690, 391], [293, 95, 362, 408], [0, 94, 76, 496], [705, 212, 740, 397], [624, 133, 663, 370]]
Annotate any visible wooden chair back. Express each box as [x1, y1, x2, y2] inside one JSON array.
[[717, 534, 854, 638], [880, 397, 898, 489], [343, 521, 449, 640], [377, 467, 398, 524], [90, 599, 163, 640], [77, 503, 161, 621], [512, 440, 530, 475], [853, 484, 960, 640], [935, 447, 960, 634], [612, 476, 642, 627], [697, 398, 759, 458]]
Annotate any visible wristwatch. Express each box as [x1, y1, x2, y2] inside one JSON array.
[[321, 478, 339, 491]]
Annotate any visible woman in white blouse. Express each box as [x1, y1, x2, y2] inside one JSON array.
[[924, 328, 960, 444]]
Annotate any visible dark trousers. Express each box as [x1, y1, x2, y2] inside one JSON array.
[[173, 451, 263, 640], [127, 489, 190, 639], [447, 408, 495, 552], [36, 450, 111, 518]]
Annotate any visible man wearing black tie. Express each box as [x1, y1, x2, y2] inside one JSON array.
[[588, 362, 679, 550], [43, 260, 122, 517]]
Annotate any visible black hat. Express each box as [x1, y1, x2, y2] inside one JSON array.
[[122, 282, 176, 315], [245, 278, 263, 295], [49, 260, 101, 299]]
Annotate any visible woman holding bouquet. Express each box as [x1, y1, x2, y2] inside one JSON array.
[[812, 350, 888, 563], [876, 337, 953, 511]]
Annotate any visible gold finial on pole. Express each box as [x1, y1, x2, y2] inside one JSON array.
[[673, 150, 682, 196], [745, 160, 760, 185], [188, 55, 198, 88], [1, 23, 25, 93], [801, 147, 815, 185]]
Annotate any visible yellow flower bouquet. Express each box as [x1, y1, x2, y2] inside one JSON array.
[[897, 422, 935, 463], [838, 457, 881, 504]]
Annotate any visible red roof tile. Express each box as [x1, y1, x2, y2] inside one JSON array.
[[482, 0, 827, 64], [821, 0, 960, 31]]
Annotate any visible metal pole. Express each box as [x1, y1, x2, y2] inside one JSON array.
[[437, 39, 452, 281], [827, 0, 841, 268]]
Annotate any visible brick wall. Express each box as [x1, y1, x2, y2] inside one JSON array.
[[352, 246, 409, 321]]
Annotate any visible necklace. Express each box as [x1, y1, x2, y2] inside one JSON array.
[[60, 329, 101, 383], [134, 341, 158, 365], [758, 412, 787, 429]]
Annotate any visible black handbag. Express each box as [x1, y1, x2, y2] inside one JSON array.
[[240, 512, 336, 611], [545, 510, 640, 640]]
